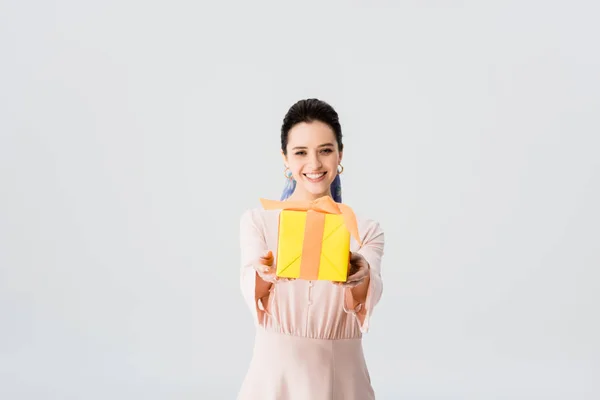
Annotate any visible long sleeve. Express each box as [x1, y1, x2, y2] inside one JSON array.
[[239, 209, 271, 326], [344, 220, 385, 333]]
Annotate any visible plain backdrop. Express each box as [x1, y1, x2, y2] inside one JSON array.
[[1, 1, 599, 399]]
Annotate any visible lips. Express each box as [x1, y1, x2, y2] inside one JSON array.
[[303, 171, 327, 183]]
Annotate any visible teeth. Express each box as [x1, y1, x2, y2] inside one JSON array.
[[305, 172, 325, 179]]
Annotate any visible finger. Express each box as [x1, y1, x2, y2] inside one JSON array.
[[260, 273, 277, 283], [346, 269, 364, 280], [256, 263, 271, 275], [260, 250, 273, 260], [335, 280, 358, 288], [333, 275, 362, 286], [347, 277, 365, 287], [345, 273, 367, 285]]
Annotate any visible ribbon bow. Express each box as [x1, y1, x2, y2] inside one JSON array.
[[259, 195, 362, 245]]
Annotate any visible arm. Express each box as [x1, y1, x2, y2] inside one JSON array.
[[343, 220, 384, 333], [239, 209, 273, 326]]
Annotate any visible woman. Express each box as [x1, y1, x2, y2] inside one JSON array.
[[238, 98, 385, 400]]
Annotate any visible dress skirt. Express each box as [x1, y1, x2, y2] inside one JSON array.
[[237, 329, 375, 400]]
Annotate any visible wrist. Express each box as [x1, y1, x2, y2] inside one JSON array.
[[350, 270, 370, 303], [255, 273, 274, 298]]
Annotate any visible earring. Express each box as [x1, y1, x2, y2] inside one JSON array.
[[284, 167, 293, 179], [337, 164, 344, 175]]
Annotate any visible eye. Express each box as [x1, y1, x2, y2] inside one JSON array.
[[294, 150, 306, 156], [320, 148, 333, 154]]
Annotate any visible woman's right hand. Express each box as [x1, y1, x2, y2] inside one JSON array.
[[254, 250, 278, 283], [254, 250, 294, 283]]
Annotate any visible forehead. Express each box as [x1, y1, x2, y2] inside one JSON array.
[[287, 121, 336, 147]]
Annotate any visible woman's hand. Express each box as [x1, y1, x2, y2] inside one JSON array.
[[334, 251, 370, 288], [254, 250, 294, 283], [254, 250, 277, 283]]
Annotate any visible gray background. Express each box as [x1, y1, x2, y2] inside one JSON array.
[[1, 1, 599, 399]]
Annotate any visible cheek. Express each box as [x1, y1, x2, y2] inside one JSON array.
[[326, 155, 340, 168], [288, 162, 303, 175]]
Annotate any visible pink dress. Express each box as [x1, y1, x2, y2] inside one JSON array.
[[237, 207, 385, 400]]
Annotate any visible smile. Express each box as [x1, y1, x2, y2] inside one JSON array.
[[303, 172, 327, 182]]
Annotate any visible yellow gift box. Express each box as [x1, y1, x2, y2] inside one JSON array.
[[259, 196, 362, 282]]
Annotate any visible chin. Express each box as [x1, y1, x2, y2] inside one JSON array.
[[302, 181, 333, 197]]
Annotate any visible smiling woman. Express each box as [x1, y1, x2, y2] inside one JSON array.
[[282, 118, 341, 198], [237, 99, 385, 400], [278, 100, 345, 204]]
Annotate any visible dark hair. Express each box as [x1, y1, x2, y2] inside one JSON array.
[[280, 98, 343, 155]]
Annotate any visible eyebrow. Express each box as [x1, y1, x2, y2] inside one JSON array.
[[291, 143, 335, 150]]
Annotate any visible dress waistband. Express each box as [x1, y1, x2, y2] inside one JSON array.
[[258, 326, 363, 342]]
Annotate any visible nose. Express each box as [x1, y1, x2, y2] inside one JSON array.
[[308, 152, 323, 170]]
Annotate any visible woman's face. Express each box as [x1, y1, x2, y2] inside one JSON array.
[[283, 121, 342, 199]]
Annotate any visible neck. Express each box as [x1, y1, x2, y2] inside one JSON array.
[[286, 188, 331, 202]]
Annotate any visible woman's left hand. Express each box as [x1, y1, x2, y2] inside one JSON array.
[[334, 251, 370, 288]]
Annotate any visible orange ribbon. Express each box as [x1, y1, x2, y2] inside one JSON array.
[[259, 195, 362, 245]]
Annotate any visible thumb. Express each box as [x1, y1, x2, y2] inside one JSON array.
[[350, 251, 363, 262], [261, 250, 273, 259], [260, 250, 274, 265]]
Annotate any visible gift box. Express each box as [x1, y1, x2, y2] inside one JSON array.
[[260, 196, 362, 282]]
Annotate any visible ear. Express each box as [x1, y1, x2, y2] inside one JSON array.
[[280, 149, 288, 167], [338, 150, 343, 164]]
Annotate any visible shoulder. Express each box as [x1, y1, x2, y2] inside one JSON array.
[[239, 207, 280, 231], [240, 207, 260, 222], [354, 212, 384, 244]]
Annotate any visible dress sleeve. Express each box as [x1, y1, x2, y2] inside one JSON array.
[[239, 209, 272, 326], [343, 220, 385, 333]]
